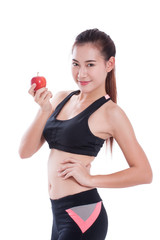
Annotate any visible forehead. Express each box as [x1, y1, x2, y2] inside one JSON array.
[[72, 43, 103, 60]]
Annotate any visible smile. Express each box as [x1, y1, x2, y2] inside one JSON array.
[[78, 81, 92, 86]]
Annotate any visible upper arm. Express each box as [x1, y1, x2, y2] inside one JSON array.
[[109, 105, 151, 170]]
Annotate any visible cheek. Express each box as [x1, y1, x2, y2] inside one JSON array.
[[91, 67, 104, 77], [93, 68, 107, 83], [71, 67, 78, 78], [98, 66, 107, 78]]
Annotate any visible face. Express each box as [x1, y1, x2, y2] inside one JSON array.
[[71, 43, 114, 94]]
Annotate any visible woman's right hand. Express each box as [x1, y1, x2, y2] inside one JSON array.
[[28, 83, 53, 113]]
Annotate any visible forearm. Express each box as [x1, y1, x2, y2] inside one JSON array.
[[19, 108, 51, 158], [89, 166, 152, 188]]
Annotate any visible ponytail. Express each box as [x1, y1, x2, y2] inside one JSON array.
[[105, 67, 117, 152]]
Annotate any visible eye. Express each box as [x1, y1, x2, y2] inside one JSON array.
[[87, 63, 95, 67], [72, 62, 79, 66]]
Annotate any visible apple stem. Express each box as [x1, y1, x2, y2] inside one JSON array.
[[37, 72, 39, 76]]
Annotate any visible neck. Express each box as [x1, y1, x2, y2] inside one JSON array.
[[77, 88, 107, 103]]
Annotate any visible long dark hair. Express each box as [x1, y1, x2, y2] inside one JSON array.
[[72, 28, 117, 153]]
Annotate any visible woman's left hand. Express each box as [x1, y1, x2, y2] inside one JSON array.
[[57, 158, 92, 187]]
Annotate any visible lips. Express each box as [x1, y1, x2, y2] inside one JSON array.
[[78, 81, 92, 86]]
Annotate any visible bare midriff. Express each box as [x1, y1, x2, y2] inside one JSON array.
[[48, 149, 95, 200]]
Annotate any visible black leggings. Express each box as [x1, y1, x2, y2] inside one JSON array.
[[50, 188, 108, 240]]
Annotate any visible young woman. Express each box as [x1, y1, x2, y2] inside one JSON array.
[[19, 28, 152, 240]]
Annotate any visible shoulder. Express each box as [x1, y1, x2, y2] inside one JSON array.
[[105, 100, 134, 138], [107, 101, 128, 123], [51, 90, 74, 111]]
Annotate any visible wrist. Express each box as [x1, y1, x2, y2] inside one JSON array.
[[39, 107, 53, 116], [88, 175, 107, 188], [88, 175, 97, 188], [37, 108, 52, 122]]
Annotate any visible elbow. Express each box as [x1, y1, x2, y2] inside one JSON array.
[[142, 168, 153, 184], [18, 148, 33, 159], [145, 171, 153, 184], [19, 153, 30, 159], [19, 141, 38, 159], [19, 152, 32, 159], [132, 166, 153, 185]]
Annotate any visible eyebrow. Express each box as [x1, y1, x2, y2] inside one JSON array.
[[72, 59, 96, 63]]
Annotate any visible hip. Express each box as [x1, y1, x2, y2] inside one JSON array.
[[50, 188, 108, 239]]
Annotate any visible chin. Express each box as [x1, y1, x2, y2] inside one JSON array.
[[77, 86, 93, 94], [78, 84, 103, 94]]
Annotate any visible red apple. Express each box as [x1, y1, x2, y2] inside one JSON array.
[[31, 72, 46, 91]]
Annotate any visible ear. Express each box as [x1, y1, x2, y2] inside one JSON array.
[[106, 56, 115, 72]]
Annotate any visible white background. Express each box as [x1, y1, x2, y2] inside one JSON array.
[[0, 0, 159, 239]]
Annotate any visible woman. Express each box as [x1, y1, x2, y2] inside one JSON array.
[[19, 28, 153, 240]]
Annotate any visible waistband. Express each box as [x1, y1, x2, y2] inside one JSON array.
[[50, 188, 102, 210]]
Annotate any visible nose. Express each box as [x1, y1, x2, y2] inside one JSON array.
[[77, 67, 87, 79]]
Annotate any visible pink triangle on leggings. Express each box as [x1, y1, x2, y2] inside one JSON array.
[[66, 201, 102, 233]]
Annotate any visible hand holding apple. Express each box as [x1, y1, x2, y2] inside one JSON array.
[[29, 73, 53, 113]]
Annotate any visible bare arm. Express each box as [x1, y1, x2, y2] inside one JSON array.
[[19, 84, 53, 158], [19, 109, 51, 158], [19, 84, 72, 159], [90, 105, 153, 188]]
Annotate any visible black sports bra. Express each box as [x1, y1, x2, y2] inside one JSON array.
[[43, 90, 111, 157]]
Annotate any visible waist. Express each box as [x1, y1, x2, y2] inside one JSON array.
[[49, 175, 93, 199], [50, 188, 102, 210]]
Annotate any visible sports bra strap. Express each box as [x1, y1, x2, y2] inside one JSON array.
[[53, 90, 80, 118], [53, 90, 110, 119], [84, 96, 110, 118]]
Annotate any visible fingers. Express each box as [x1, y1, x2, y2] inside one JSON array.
[[58, 167, 73, 177], [28, 84, 49, 97], [29, 84, 52, 102], [58, 166, 74, 179], [28, 83, 36, 96], [86, 163, 91, 170], [61, 158, 81, 164], [33, 87, 47, 100], [57, 163, 75, 172], [44, 91, 53, 100], [61, 158, 87, 168], [62, 171, 73, 179], [34, 89, 52, 103], [57, 161, 76, 178], [28, 84, 53, 112]]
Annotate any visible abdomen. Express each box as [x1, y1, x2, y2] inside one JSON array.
[[48, 149, 94, 199]]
